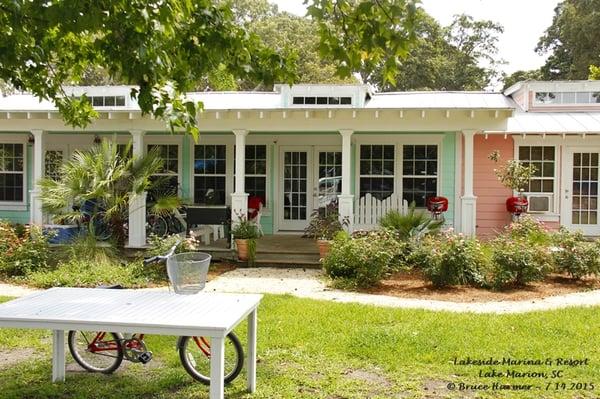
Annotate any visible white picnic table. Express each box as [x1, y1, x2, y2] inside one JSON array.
[[0, 287, 262, 399]]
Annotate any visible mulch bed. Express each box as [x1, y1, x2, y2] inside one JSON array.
[[361, 270, 600, 302]]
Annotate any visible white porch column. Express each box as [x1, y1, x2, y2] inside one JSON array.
[[30, 129, 44, 225], [231, 129, 249, 223], [128, 130, 147, 247], [460, 130, 477, 236], [338, 129, 354, 231]]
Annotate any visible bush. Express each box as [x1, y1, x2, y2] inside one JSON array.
[[412, 233, 487, 288], [489, 236, 551, 289], [323, 231, 404, 288], [25, 257, 145, 288], [551, 228, 600, 279], [0, 222, 50, 277], [504, 215, 552, 245], [379, 204, 443, 241]]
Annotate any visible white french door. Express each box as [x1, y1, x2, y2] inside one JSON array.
[[562, 147, 600, 235], [314, 147, 342, 212], [279, 147, 313, 230]]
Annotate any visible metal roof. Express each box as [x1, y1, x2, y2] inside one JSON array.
[[366, 91, 515, 109], [493, 111, 600, 134]]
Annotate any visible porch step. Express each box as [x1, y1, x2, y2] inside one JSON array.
[[254, 253, 321, 268]]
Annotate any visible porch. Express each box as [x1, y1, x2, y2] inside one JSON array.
[[196, 234, 321, 267]]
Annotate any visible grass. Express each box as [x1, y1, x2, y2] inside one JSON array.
[[1, 295, 600, 398]]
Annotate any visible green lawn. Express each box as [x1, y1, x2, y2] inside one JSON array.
[[0, 294, 599, 398]]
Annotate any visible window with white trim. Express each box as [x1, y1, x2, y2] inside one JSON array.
[[518, 146, 555, 213], [359, 145, 394, 200], [244, 145, 267, 206], [402, 145, 438, 207], [194, 145, 226, 205], [0, 143, 25, 202], [147, 144, 179, 198]]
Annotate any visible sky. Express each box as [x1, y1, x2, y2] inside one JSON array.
[[270, 0, 561, 75]]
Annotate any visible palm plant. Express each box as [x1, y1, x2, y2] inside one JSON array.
[[379, 202, 443, 240], [38, 139, 181, 247]]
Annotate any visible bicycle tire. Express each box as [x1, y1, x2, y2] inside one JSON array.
[[147, 215, 168, 238], [89, 212, 112, 241], [178, 333, 244, 384], [68, 331, 124, 374]]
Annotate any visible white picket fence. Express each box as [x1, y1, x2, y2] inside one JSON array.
[[354, 193, 409, 230]]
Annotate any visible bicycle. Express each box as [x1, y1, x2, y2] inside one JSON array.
[[67, 243, 244, 384], [146, 207, 187, 238]]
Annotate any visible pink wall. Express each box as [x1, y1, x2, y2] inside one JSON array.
[[474, 135, 514, 237]]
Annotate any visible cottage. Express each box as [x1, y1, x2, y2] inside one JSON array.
[[0, 81, 599, 246]]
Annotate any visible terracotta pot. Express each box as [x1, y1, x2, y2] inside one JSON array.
[[235, 239, 249, 261], [317, 239, 331, 259]]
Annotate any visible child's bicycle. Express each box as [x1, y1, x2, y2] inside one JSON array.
[[66, 243, 244, 384]]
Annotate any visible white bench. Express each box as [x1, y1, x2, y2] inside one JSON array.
[[0, 288, 262, 399]]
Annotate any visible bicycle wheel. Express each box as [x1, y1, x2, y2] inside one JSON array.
[[178, 333, 244, 384], [68, 331, 124, 374], [89, 212, 112, 241], [147, 215, 168, 238]]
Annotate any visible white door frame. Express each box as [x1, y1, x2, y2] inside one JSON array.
[[561, 146, 600, 235], [278, 146, 313, 231]]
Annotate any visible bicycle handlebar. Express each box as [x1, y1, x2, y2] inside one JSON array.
[[142, 240, 181, 266]]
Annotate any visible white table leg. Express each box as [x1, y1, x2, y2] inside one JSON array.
[[247, 308, 257, 393], [52, 330, 65, 382], [210, 335, 225, 399]]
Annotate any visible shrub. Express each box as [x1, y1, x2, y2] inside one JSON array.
[[505, 215, 552, 245], [489, 236, 551, 289], [551, 228, 600, 279], [412, 233, 487, 288], [323, 231, 402, 288], [0, 222, 50, 277], [304, 203, 348, 240], [379, 204, 443, 241]]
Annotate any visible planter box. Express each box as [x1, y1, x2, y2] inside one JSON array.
[[43, 224, 80, 244]]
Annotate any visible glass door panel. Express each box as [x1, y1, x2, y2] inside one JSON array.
[[279, 148, 312, 230], [316, 151, 342, 211]]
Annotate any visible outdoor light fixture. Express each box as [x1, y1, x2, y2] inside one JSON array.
[[93, 134, 101, 144], [28, 134, 34, 144]]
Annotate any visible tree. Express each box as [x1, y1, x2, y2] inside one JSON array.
[[590, 65, 600, 80], [368, 13, 504, 91], [38, 140, 179, 246], [536, 0, 600, 80], [502, 69, 543, 91], [0, 0, 419, 137]]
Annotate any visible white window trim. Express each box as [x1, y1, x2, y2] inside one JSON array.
[[0, 135, 28, 209], [400, 144, 440, 207], [192, 143, 228, 206], [145, 136, 183, 196], [353, 134, 444, 207], [513, 139, 559, 215]]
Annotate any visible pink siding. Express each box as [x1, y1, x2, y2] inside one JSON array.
[[474, 135, 514, 237]]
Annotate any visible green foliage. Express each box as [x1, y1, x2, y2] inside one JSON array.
[[488, 150, 537, 192], [0, 222, 50, 277], [489, 236, 551, 289], [145, 233, 197, 281], [590, 65, 600, 80], [502, 69, 543, 90], [304, 204, 348, 240], [413, 233, 487, 288], [552, 228, 600, 279], [378, 204, 443, 241], [536, 0, 600, 80], [231, 217, 261, 239], [323, 231, 404, 288], [505, 215, 552, 246]]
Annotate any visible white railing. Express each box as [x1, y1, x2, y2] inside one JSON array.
[[354, 193, 409, 230]]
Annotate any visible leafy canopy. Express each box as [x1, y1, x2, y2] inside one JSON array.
[[0, 0, 420, 138]]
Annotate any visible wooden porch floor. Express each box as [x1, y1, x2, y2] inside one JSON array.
[[198, 234, 321, 267]]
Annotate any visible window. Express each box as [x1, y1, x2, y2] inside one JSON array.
[[147, 144, 179, 198], [244, 145, 267, 206], [518, 146, 555, 193], [359, 145, 394, 200], [292, 96, 352, 106], [534, 91, 600, 105], [81, 96, 126, 107], [402, 145, 438, 207], [0, 143, 24, 202], [194, 145, 226, 205], [44, 150, 64, 181]]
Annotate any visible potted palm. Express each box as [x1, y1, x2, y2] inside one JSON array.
[[488, 150, 537, 216], [231, 215, 261, 263], [304, 203, 349, 259]]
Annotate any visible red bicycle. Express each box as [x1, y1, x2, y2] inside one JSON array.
[[67, 245, 244, 384]]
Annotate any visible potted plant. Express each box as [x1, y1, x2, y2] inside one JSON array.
[[304, 202, 349, 259], [231, 215, 261, 263], [488, 150, 537, 217]]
